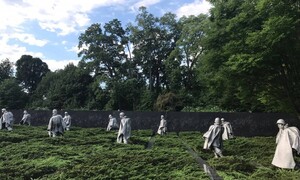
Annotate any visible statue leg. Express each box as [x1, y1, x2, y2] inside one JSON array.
[[213, 147, 223, 158], [117, 134, 123, 143], [124, 137, 128, 144]]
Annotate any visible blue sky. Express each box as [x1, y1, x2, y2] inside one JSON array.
[[0, 0, 212, 71]]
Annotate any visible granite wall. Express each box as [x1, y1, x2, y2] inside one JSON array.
[[10, 110, 300, 137]]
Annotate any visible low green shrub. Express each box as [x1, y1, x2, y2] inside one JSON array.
[[1, 125, 300, 179]]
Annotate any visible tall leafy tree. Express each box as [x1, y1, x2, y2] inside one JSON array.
[[165, 14, 208, 108], [15, 55, 50, 94], [201, 0, 300, 114], [31, 63, 93, 110], [78, 19, 130, 79], [244, 0, 300, 115], [0, 78, 27, 109], [129, 7, 179, 96], [176, 15, 207, 91], [78, 19, 145, 110], [0, 58, 14, 83]]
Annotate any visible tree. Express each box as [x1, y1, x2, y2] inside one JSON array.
[[0, 59, 14, 83], [154, 92, 183, 111], [78, 19, 130, 80], [30, 64, 93, 110], [15, 55, 50, 94], [244, 0, 300, 115], [201, 0, 300, 114], [129, 7, 180, 98], [165, 14, 208, 108], [78, 19, 147, 110], [0, 78, 27, 109]]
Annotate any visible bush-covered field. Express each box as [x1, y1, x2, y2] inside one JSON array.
[[1, 125, 300, 179]]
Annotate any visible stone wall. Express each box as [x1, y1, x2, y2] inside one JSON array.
[[11, 110, 300, 137]]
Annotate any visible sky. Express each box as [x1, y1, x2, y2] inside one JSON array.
[[0, 0, 212, 71]]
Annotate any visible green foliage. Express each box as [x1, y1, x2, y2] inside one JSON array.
[[129, 7, 179, 95], [15, 55, 50, 94], [179, 132, 300, 179], [0, 126, 209, 179], [78, 19, 130, 80], [182, 106, 232, 113], [12, 2, 300, 113], [200, 0, 300, 114], [2, 126, 300, 179], [154, 92, 183, 111], [30, 64, 92, 110], [0, 78, 27, 109], [0, 58, 14, 83]]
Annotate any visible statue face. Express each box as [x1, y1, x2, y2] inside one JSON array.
[[277, 123, 285, 130]]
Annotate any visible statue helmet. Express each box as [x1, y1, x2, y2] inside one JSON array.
[[276, 119, 285, 125], [52, 109, 58, 115], [221, 118, 225, 121], [214, 117, 221, 125], [24, 110, 27, 114]]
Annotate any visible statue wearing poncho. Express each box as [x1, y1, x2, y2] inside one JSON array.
[[0, 108, 14, 131], [157, 115, 167, 135], [107, 114, 118, 131], [19, 110, 31, 126], [221, 118, 234, 140], [203, 117, 224, 158], [117, 112, 131, 144], [47, 109, 64, 137], [272, 119, 300, 169], [63, 112, 71, 131]]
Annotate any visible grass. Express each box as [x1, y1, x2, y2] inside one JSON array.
[[1, 125, 300, 179]]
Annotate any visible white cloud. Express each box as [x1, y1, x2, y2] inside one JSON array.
[[131, 0, 161, 11], [11, 33, 48, 47], [0, 0, 125, 69], [44, 59, 80, 71], [0, 0, 212, 72], [67, 45, 80, 54], [0, 34, 44, 62], [176, 0, 212, 17], [0, 0, 126, 36]]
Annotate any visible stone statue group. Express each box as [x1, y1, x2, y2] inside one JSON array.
[[107, 113, 167, 144], [47, 109, 71, 137], [0, 108, 33, 130], [1, 108, 300, 170], [202, 117, 300, 170], [0, 108, 71, 135], [203, 117, 233, 158]]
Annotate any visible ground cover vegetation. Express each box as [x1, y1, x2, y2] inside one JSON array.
[[0, 1, 299, 117], [1, 126, 300, 179]]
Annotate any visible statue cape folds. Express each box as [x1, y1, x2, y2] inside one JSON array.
[[272, 126, 300, 169]]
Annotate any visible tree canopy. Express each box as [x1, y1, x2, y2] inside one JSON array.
[[16, 55, 50, 94], [1, 2, 299, 117]]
